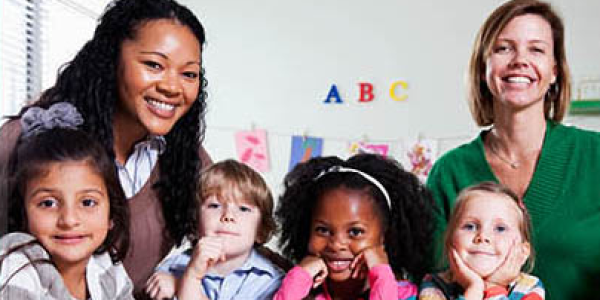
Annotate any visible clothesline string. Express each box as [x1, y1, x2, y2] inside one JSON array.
[[206, 125, 475, 144]]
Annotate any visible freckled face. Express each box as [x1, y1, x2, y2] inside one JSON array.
[[115, 19, 201, 138], [25, 162, 111, 273], [308, 188, 384, 282], [451, 192, 527, 277], [485, 14, 557, 112]]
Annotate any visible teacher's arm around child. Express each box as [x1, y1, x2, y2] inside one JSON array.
[[0, 103, 133, 299], [145, 160, 286, 300], [274, 153, 435, 300], [419, 182, 544, 300]]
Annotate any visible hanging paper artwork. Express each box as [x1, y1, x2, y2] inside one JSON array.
[[235, 129, 270, 172], [289, 135, 324, 171], [348, 142, 389, 156], [404, 139, 437, 181]]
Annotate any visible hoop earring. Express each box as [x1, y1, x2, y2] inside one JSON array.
[[546, 83, 559, 101]]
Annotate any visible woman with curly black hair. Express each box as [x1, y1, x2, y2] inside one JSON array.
[[273, 153, 435, 299], [0, 0, 210, 297]]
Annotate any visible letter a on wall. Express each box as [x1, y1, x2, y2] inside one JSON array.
[[324, 84, 343, 104]]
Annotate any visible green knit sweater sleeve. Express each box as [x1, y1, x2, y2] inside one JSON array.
[[426, 156, 454, 270]]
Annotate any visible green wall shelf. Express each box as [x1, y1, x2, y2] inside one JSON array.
[[569, 99, 600, 114]]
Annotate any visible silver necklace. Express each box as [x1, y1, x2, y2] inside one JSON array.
[[488, 140, 520, 169], [487, 134, 520, 169]]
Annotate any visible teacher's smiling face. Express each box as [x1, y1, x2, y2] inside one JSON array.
[[115, 19, 201, 137], [484, 14, 557, 112]]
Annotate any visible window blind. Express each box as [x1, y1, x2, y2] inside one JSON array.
[[0, 0, 36, 119], [0, 0, 109, 124]]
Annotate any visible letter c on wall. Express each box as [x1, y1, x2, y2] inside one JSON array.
[[390, 80, 408, 101]]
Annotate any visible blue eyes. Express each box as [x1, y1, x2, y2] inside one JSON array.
[[207, 202, 221, 209], [495, 225, 507, 232], [495, 45, 510, 53], [494, 45, 546, 55], [239, 206, 252, 213], [205, 202, 253, 213], [532, 47, 545, 53], [462, 223, 476, 231], [461, 222, 509, 233]]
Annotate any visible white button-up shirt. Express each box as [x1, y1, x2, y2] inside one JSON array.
[[115, 136, 166, 198]]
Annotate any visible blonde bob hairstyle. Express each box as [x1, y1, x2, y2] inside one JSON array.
[[443, 182, 535, 272], [199, 159, 276, 245], [467, 0, 571, 126]]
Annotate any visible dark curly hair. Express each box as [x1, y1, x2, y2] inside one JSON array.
[[276, 153, 435, 282], [6, 128, 130, 262], [18, 0, 208, 245]]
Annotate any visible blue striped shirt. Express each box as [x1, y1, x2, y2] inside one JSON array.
[[157, 248, 284, 300]]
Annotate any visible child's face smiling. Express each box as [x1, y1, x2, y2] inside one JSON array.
[[25, 161, 111, 273], [308, 187, 384, 282], [199, 194, 261, 259], [451, 191, 528, 277]]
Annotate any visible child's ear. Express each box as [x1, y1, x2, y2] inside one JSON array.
[[520, 241, 531, 260], [109, 220, 114, 230], [255, 231, 265, 245], [521, 242, 531, 257]]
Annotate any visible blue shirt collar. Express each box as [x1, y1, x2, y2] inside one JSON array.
[[205, 248, 279, 278], [238, 248, 278, 275]]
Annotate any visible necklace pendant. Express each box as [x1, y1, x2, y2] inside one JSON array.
[[510, 162, 519, 169]]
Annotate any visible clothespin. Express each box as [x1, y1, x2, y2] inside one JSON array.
[[361, 134, 369, 144], [302, 129, 309, 141]]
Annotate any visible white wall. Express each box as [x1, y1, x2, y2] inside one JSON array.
[[0, 0, 111, 122], [181, 0, 600, 196]]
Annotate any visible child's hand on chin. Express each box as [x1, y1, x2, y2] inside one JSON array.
[[485, 240, 529, 288], [349, 245, 388, 279], [299, 255, 328, 288], [186, 236, 226, 280], [449, 249, 484, 300]]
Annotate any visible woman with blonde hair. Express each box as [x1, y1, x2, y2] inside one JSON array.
[[426, 0, 600, 299]]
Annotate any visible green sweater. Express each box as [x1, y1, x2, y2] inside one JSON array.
[[426, 121, 600, 300]]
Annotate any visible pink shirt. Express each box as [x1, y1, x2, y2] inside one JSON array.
[[273, 264, 417, 300]]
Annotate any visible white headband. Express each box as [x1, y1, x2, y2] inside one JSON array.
[[314, 166, 392, 209]]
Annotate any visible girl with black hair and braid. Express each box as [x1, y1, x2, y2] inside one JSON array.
[[273, 153, 435, 300], [0, 0, 211, 297]]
